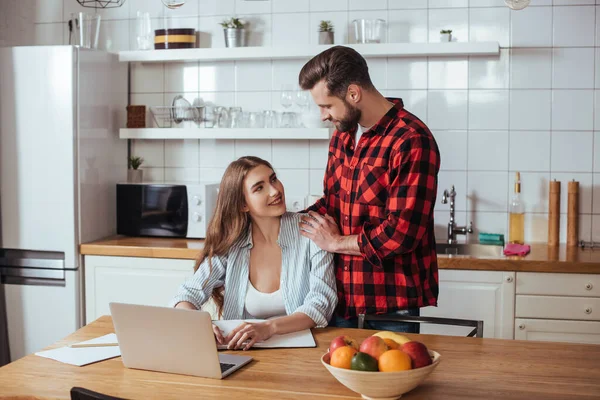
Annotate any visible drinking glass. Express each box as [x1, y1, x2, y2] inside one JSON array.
[[295, 90, 310, 111], [203, 105, 216, 128], [215, 106, 230, 128], [249, 112, 265, 129], [280, 84, 294, 110], [135, 11, 152, 50], [229, 107, 244, 128], [263, 110, 277, 128], [78, 12, 101, 49], [280, 112, 297, 128]]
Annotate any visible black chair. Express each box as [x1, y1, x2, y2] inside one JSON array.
[[357, 313, 484, 338], [70, 387, 127, 400]]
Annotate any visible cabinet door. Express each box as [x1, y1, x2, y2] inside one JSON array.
[[420, 270, 515, 339], [84, 256, 195, 324], [515, 318, 600, 345]]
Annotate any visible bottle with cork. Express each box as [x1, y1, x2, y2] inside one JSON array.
[[509, 172, 525, 244]]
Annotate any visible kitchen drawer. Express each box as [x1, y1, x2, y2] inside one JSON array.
[[515, 318, 600, 345], [516, 295, 600, 321], [516, 272, 599, 297]]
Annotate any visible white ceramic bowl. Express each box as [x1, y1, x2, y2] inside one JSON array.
[[321, 350, 441, 400]]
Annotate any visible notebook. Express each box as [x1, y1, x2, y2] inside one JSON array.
[[35, 333, 121, 366], [213, 319, 316, 349]]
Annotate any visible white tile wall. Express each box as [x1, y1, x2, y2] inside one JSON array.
[[434, 130, 468, 171], [469, 50, 509, 89], [467, 131, 509, 171], [7, 1, 599, 243], [468, 90, 509, 130], [552, 48, 594, 89]]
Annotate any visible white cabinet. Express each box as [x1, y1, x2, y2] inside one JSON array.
[[420, 270, 515, 339], [515, 272, 600, 345], [515, 318, 600, 345], [84, 255, 197, 324]]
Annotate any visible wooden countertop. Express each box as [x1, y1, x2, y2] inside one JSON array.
[[80, 236, 600, 274], [1, 316, 599, 400]]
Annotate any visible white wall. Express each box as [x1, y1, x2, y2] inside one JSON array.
[[2, 0, 599, 244]]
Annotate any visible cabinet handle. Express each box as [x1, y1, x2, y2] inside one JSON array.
[[585, 283, 593, 290], [518, 324, 525, 330], [505, 276, 513, 283], [585, 307, 592, 315]]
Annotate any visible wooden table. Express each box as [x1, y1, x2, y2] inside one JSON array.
[[1, 316, 599, 400]]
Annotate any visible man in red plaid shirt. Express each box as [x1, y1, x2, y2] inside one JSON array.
[[298, 46, 440, 333]]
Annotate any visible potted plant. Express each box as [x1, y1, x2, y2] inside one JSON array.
[[128, 156, 144, 183], [220, 17, 246, 48], [319, 20, 334, 45], [440, 29, 452, 42]]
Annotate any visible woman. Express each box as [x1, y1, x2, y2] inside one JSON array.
[[170, 156, 337, 350]]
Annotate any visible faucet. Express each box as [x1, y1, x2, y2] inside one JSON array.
[[441, 185, 473, 245]]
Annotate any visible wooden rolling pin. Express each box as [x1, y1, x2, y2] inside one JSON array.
[[567, 180, 579, 247], [548, 180, 560, 246]]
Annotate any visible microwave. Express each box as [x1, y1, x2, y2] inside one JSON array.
[[117, 183, 219, 239]]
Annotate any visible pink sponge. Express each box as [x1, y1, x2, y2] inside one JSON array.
[[503, 243, 531, 256]]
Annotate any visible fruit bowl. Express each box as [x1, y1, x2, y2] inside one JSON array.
[[321, 350, 441, 400]]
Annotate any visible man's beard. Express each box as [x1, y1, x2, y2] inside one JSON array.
[[335, 100, 362, 133]]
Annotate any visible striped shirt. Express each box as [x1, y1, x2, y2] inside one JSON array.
[[169, 212, 337, 327]]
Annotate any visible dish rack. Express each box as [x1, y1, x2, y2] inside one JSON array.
[[150, 105, 204, 128]]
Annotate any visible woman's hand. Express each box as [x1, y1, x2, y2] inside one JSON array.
[[174, 301, 197, 310], [212, 324, 226, 345], [225, 321, 275, 351]]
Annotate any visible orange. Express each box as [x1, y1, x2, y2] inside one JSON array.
[[330, 346, 358, 369], [378, 349, 412, 372], [383, 338, 400, 350]]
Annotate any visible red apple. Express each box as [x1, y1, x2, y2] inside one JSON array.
[[401, 341, 432, 369], [329, 335, 359, 354], [358, 336, 388, 361]]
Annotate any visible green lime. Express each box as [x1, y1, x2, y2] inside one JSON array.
[[350, 352, 379, 372]]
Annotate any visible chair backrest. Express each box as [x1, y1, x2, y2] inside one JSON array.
[[358, 314, 484, 338], [70, 387, 127, 400]]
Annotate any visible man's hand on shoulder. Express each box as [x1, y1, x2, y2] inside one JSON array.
[[299, 211, 342, 253]]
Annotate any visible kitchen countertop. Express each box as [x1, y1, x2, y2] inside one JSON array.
[[1, 315, 599, 399], [80, 236, 600, 274]]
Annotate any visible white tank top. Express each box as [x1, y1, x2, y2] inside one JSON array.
[[244, 279, 286, 319]]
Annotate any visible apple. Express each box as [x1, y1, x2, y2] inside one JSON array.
[[329, 335, 359, 354], [401, 341, 432, 369], [358, 336, 388, 361]]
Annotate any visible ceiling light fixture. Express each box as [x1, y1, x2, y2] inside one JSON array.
[[504, 0, 530, 11]]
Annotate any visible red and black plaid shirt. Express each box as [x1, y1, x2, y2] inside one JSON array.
[[307, 98, 440, 319]]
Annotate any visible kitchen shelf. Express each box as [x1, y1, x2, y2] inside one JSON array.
[[118, 42, 500, 63], [119, 128, 331, 140]]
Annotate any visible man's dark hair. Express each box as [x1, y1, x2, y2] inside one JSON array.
[[298, 45, 374, 98]]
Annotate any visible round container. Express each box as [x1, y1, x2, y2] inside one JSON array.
[[154, 28, 196, 49], [322, 350, 441, 400], [224, 28, 246, 48]]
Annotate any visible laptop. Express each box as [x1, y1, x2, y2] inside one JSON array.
[[109, 302, 253, 379]]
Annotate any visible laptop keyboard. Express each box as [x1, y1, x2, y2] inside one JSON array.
[[220, 362, 236, 374]]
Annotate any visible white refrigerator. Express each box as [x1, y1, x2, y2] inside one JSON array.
[[0, 46, 127, 364]]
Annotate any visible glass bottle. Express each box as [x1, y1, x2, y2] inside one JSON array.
[[509, 171, 525, 244]]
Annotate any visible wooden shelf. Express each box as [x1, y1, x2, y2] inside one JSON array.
[[118, 42, 500, 63], [119, 128, 331, 140]]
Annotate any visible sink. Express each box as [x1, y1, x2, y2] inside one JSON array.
[[436, 243, 504, 258]]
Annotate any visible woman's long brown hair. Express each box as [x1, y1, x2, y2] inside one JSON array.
[[195, 156, 274, 318]]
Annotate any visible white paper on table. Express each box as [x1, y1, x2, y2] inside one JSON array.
[[213, 319, 316, 349], [35, 333, 121, 366]]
